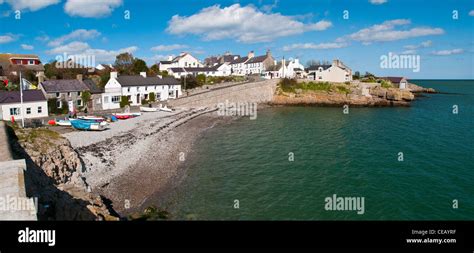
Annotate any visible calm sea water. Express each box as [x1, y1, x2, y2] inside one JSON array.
[[166, 80, 474, 220]]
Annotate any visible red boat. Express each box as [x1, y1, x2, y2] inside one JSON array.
[[113, 113, 133, 119]]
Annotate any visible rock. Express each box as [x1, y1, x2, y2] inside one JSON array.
[[400, 90, 415, 101], [370, 87, 387, 98]]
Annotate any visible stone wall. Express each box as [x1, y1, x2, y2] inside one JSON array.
[[169, 79, 279, 108]]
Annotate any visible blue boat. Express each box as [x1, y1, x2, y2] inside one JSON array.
[[70, 119, 107, 131]]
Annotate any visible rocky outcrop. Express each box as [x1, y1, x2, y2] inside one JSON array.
[[408, 83, 437, 93], [10, 127, 119, 221], [371, 87, 415, 101]]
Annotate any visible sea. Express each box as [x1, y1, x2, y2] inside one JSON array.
[[164, 80, 474, 220]]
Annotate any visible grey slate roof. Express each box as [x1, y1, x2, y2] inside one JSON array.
[[41, 79, 90, 93], [83, 79, 103, 94], [169, 66, 218, 73], [307, 64, 332, 71], [246, 55, 269, 64], [0, 90, 46, 104], [382, 77, 406, 83], [116, 75, 180, 87], [230, 56, 249, 64]]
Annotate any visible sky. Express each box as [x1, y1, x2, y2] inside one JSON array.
[[0, 0, 473, 79]]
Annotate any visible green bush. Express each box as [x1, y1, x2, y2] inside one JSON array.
[[149, 92, 156, 102], [119, 96, 130, 108], [141, 99, 148, 105], [380, 80, 393, 88]]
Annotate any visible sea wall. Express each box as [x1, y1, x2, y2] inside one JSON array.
[[0, 122, 37, 220], [169, 79, 279, 108]]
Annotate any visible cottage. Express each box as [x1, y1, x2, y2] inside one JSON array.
[[0, 53, 45, 83], [204, 52, 240, 66], [0, 90, 48, 121], [243, 50, 275, 75], [39, 74, 91, 113], [229, 56, 249, 76], [102, 72, 181, 110], [168, 63, 232, 78], [158, 52, 203, 71], [264, 58, 305, 79], [307, 59, 352, 83], [381, 77, 408, 89]]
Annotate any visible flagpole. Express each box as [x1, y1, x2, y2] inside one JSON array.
[[19, 71, 25, 128]]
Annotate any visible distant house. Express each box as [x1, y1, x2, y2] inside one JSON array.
[[168, 63, 232, 78], [0, 53, 45, 83], [102, 72, 181, 110], [0, 90, 48, 121], [264, 59, 305, 79], [158, 52, 203, 71], [381, 77, 408, 89], [39, 74, 91, 112], [307, 59, 352, 83], [83, 79, 104, 111], [243, 50, 275, 75], [204, 52, 240, 66], [229, 56, 249, 76]]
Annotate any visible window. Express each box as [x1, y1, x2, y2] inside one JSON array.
[[96, 98, 101, 104], [127, 87, 130, 92], [56, 92, 60, 97], [56, 100, 62, 108], [169, 90, 174, 97], [26, 107, 31, 114], [77, 99, 82, 106], [156, 93, 161, 100], [38, 106, 42, 114], [145, 86, 148, 91], [111, 96, 120, 103], [9, 108, 20, 116], [68, 92, 71, 97], [77, 91, 81, 96], [104, 96, 109, 103], [15, 60, 21, 64], [28, 60, 35, 65]]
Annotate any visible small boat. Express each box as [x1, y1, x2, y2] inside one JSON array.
[[77, 116, 105, 122], [113, 112, 141, 119], [105, 115, 118, 122], [55, 119, 72, 126], [71, 119, 107, 131], [140, 106, 158, 112], [160, 105, 172, 112]]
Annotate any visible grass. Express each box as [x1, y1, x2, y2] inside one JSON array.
[[279, 78, 351, 94], [11, 125, 62, 153]]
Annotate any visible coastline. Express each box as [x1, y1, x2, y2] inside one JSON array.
[[64, 108, 236, 216]]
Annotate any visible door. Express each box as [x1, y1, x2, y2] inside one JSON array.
[[136, 94, 140, 104], [176, 90, 179, 98]]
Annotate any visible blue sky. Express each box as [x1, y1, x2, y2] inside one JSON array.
[[1, 0, 473, 79]]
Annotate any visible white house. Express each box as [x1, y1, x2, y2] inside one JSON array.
[[168, 63, 232, 78], [264, 58, 305, 79], [307, 59, 352, 83], [0, 90, 48, 121], [243, 50, 275, 75], [158, 53, 203, 71], [102, 72, 182, 110], [382, 77, 408, 89]]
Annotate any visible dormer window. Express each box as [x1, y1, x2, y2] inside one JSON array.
[[28, 60, 35, 65]]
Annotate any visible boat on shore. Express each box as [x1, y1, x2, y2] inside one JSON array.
[[55, 119, 72, 126], [71, 119, 108, 131], [160, 105, 172, 112], [140, 106, 158, 112], [77, 116, 105, 122], [113, 112, 141, 119]]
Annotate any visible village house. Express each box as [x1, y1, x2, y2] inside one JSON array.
[[243, 50, 275, 75], [0, 53, 46, 83], [229, 56, 249, 76], [264, 58, 306, 79], [381, 76, 408, 89], [158, 52, 203, 71], [101, 72, 181, 110], [168, 63, 232, 78], [39, 74, 92, 112], [204, 52, 241, 66], [0, 90, 48, 121], [307, 59, 352, 83]]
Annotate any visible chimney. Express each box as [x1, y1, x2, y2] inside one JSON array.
[[167, 55, 173, 61], [333, 59, 340, 67], [110, 71, 118, 79], [37, 71, 45, 84], [76, 74, 83, 82], [295, 58, 299, 65], [266, 49, 272, 57], [248, 51, 255, 59], [140, 72, 147, 78]]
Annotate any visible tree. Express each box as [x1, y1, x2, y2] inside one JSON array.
[[114, 52, 135, 74], [99, 71, 110, 88], [119, 96, 130, 108], [149, 92, 156, 102], [131, 58, 148, 75], [353, 71, 360, 80], [81, 91, 91, 108]]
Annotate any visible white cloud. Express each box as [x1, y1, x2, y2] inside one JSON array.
[[166, 4, 332, 43], [48, 29, 101, 47], [403, 40, 432, 52], [21, 44, 34, 50], [283, 42, 348, 51], [469, 10, 474, 16], [261, 0, 279, 13], [0, 34, 15, 44], [343, 19, 443, 44], [431, 48, 464, 56], [64, 0, 122, 18], [369, 0, 387, 5], [46, 41, 138, 63], [150, 44, 188, 52], [3, 0, 59, 11], [35, 34, 50, 42]]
